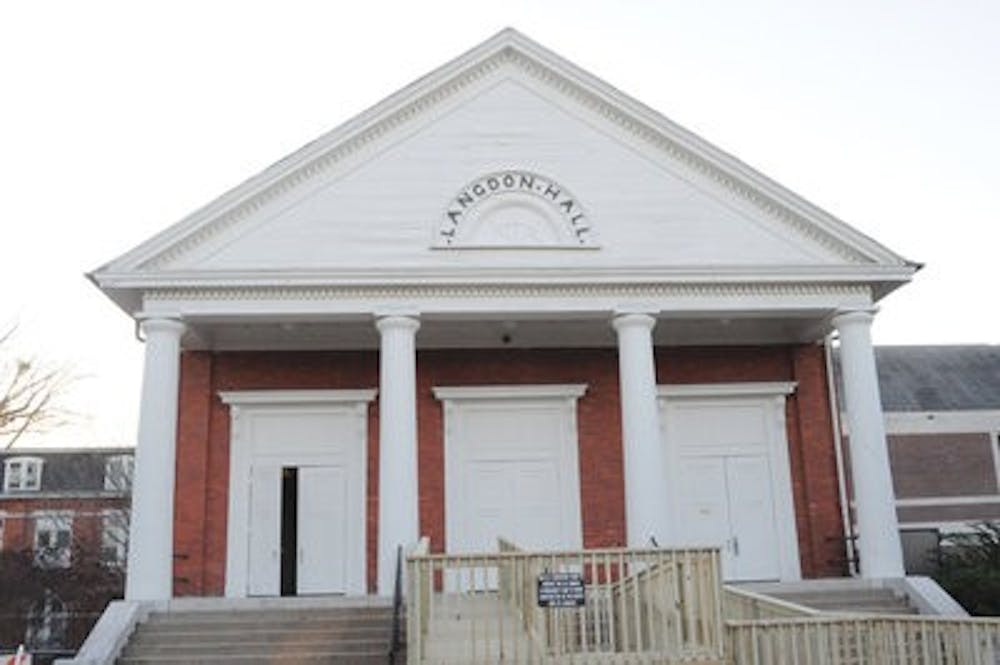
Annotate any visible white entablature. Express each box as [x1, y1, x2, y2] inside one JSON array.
[[91, 28, 917, 322]]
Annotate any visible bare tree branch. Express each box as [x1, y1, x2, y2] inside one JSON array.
[[1, 324, 75, 449]]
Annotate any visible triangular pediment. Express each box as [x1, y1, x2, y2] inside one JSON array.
[[93, 29, 915, 305]]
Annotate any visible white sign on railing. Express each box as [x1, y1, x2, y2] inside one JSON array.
[[537, 571, 585, 608]]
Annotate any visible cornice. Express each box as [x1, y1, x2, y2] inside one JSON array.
[[96, 263, 915, 290], [142, 281, 871, 303], [657, 382, 798, 398], [433, 384, 588, 400], [115, 35, 907, 273], [219, 389, 377, 406]]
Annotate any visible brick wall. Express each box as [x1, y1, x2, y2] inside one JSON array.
[[0, 495, 129, 554], [172, 343, 846, 596], [887, 433, 997, 497]]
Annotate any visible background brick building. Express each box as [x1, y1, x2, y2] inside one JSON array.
[[0, 448, 133, 659]]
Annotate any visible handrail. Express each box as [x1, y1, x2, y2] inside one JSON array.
[[722, 585, 819, 620], [388, 544, 403, 665], [726, 614, 1000, 665], [407, 539, 724, 663], [409, 544, 719, 560]]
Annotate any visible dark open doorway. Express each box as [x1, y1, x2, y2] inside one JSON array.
[[280, 466, 298, 596]]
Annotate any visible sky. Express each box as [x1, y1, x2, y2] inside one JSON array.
[[1, 1, 997, 448]]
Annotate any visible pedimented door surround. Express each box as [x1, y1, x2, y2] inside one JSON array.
[[220, 389, 375, 597]]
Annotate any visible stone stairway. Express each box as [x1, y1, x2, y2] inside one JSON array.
[[116, 603, 403, 664]]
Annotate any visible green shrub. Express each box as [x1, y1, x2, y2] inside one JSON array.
[[933, 521, 1000, 616]]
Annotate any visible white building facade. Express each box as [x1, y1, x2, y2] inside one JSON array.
[[91, 30, 917, 600]]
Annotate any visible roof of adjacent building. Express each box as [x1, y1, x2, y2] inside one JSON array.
[[873, 345, 1000, 411], [0, 448, 133, 496]]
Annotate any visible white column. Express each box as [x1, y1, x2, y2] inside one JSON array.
[[126, 317, 185, 600], [376, 314, 420, 595], [612, 313, 668, 547], [834, 309, 904, 578]]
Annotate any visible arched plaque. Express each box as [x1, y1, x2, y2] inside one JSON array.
[[434, 171, 596, 248]]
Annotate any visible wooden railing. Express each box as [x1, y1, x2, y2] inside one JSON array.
[[407, 538, 723, 664], [726, 615, 1000, 665], [723, 585, 819, 620]]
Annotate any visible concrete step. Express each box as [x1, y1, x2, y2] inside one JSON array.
[[765, 588, 918, 615], [123, 638, 391, 657], [130, 626, 397, 645], [138, 618, 393, 633], [146, 608, 393, 624], [118, 653, 390, 665], [772, 588, 898, 600], [118, 601, 403, 665]]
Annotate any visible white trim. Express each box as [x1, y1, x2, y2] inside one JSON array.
[[657, 381, 797, 398], [883, 410, 1000, 434], [658, 386, 802, 582], [433, 384, 587, 400], [894, 495, 1000, 508], [223, 391, 370, 597], [219, 389, 377, 405], [438, 384, 585, 555]]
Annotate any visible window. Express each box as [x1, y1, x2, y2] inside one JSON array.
[[34, 513, 72, 569], [3, 456, 44, 492], [104, 453, 134, 492], [101, 509, 129, 567], [25, 590, 68, 650]]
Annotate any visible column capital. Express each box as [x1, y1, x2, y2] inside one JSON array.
[[138, 316, 186, 338], [611, 312, 657, 333], [375, 314, 421, 334], [831, 308, 878, 329]]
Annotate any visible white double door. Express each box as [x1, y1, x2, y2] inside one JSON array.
[[248, 463, 350, 595], [662, 387, 800, 582], [677, 454, 780, 581], [224, 394, 372, 598], [440, 387, 586, 556]]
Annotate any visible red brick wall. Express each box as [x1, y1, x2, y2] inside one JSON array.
[[172, 343, 846, 596], [173, 351, 380, 596], [0, 496, 129, 554]]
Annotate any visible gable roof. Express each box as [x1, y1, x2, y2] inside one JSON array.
[[90, 28, 918, 311], [873, 345, 1000, 411]]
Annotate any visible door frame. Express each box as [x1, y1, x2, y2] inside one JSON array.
[[658, 382, 801, 582], [434, 384, 587, 554], [221, 389, 375, 597]]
